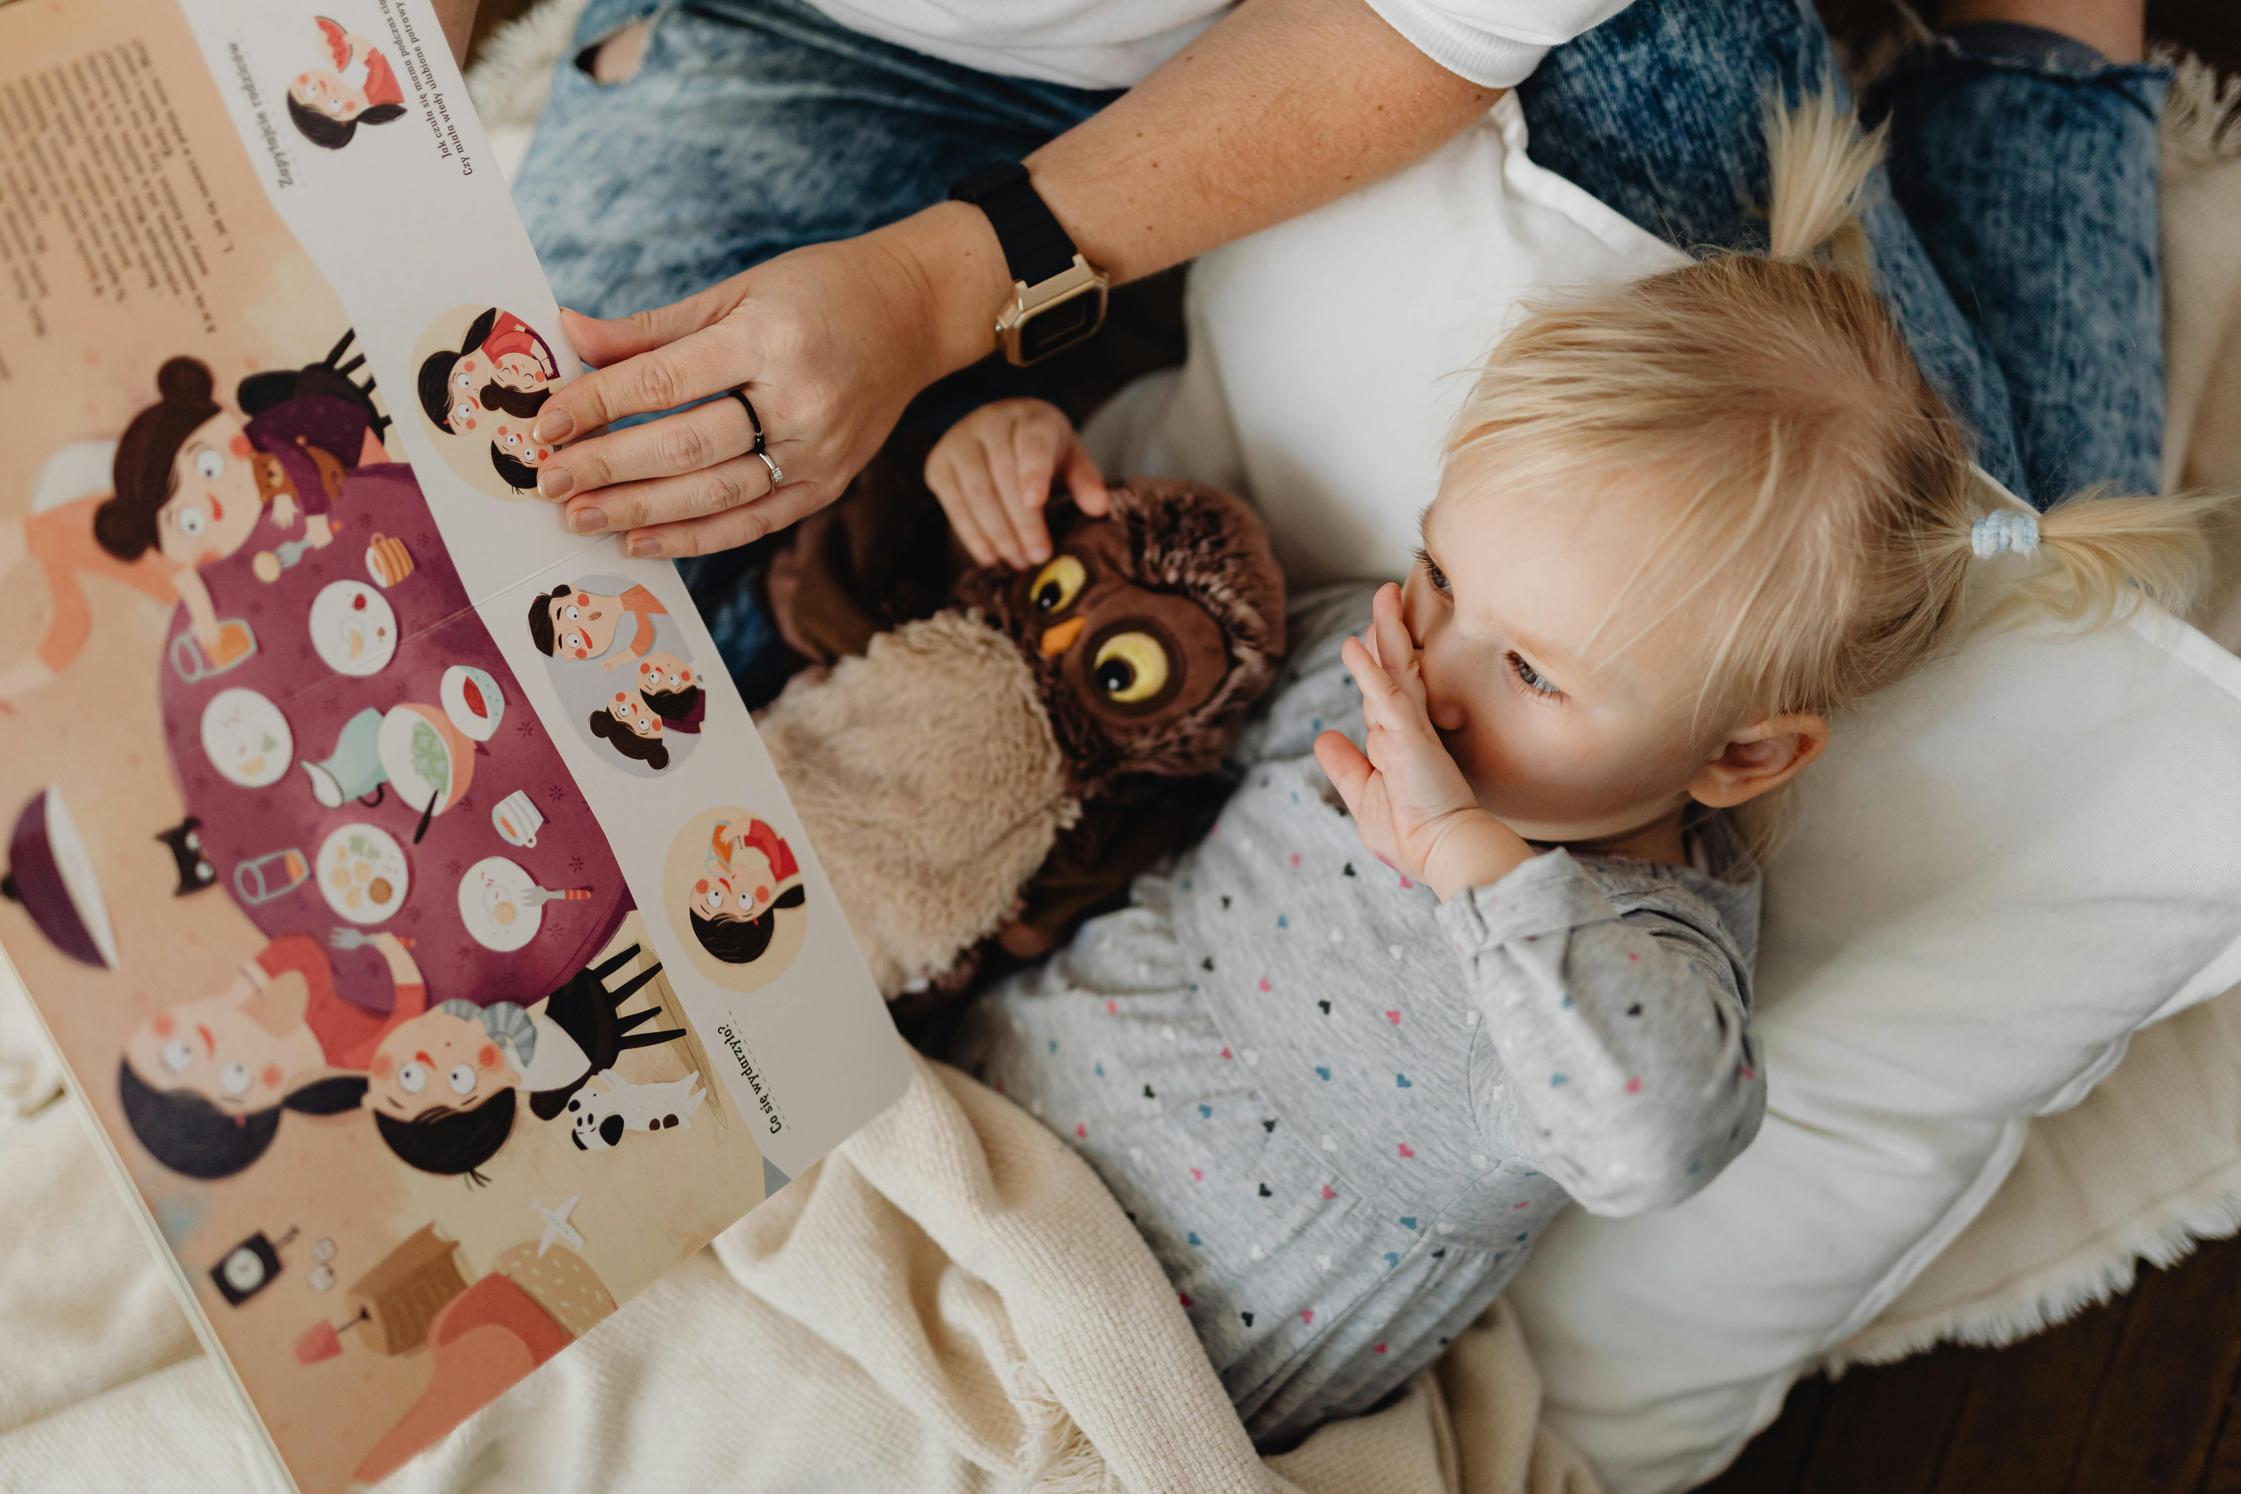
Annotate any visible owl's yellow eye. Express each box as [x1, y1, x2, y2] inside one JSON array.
[[1091, 631, 1171, 704], [1029, 554, 1087, 614]]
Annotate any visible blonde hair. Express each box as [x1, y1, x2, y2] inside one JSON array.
[[1444, 94, 2216, 770]]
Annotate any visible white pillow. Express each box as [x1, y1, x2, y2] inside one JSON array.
[[1092, 94, 2241, 1492]]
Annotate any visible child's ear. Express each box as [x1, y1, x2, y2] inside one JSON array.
[[1688, 712, 1829, 810]]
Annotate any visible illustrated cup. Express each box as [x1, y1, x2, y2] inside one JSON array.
[[493, 790, 543, 849], [365, 533, 414, 588]]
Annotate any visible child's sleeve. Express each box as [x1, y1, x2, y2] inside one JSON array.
[[1435, 848, 1765, 1217]]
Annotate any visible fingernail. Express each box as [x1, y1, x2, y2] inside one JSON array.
[[535, 409, 576, 443], [539, 466, 575, 499], [568, 506, 606, 535], [626, 534, 658, 558]]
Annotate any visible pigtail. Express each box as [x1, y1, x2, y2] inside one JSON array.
[[1972, 489, 2223, 629], [1762, 92, 1883, 274]]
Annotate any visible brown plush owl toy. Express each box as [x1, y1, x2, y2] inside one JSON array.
[[755, 479, 1285, 1001]]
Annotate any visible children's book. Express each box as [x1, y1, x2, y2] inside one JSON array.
[[0, 2, 910, 1487]]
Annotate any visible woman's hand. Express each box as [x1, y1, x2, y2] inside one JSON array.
[[528, 210, 1000, 559], [925, 398, 1109, 569], [1314, 583, 1530, 901]]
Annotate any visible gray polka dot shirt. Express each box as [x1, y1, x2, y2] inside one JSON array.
[[950, 586, 1766, 1447]]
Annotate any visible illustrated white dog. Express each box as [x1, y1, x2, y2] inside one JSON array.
[[566, 1071, 706, 1151]]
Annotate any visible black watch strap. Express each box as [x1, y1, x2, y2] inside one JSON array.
[[948, 162, 1078, 286]]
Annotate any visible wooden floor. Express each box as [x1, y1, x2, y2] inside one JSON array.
[[1700, 1231, 2241, 1494]]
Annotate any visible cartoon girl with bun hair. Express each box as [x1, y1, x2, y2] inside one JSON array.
[[288, 18, 407, 151], [588, 691, 671, 772], [0, 353, 377, 710], [688, 818, 806, 966]]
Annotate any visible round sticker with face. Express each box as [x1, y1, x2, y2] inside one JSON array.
[[661, 808, 810, 993], [524, 579, 708, 779], [410, 305, 570, 501]]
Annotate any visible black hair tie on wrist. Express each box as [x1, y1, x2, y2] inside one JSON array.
[[723, 387, 765, 454]]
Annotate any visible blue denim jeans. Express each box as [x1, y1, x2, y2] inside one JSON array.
[[513, 0, 2168, 685]]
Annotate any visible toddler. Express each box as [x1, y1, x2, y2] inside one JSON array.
[[936, 99, 2212, 1446]]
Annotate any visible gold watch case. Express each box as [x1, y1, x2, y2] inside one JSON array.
[[996, 254, 1110, 366]]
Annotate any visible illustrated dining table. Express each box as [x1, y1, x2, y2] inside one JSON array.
[[156, 450, 631, 1015]]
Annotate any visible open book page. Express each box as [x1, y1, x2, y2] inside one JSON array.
[[0, 2, 909, 1487]]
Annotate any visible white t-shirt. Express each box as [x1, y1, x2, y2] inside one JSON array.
[[798, 0, 1638, 91]]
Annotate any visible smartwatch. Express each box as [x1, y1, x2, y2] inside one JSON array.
[[948, 161, 1110, 367]]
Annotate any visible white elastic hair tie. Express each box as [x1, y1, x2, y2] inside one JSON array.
[[1970, 509, 2040, 560]]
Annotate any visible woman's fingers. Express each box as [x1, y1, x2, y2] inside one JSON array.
[[560, 287, 735, 368], [535, 322, 752, 446], [537, 395, 758, 502], [561, 449, 780, 537], [622, 481, 834, 560]]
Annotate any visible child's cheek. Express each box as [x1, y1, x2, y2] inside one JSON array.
[[228, 432, 253, 458], [478, 1043, 501, 1070], [152, 1012, 175, 1037], [369, 1053, 393, 1078], [261, 1063, 284, 1091]]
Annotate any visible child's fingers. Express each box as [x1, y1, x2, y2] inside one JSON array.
[[1013, 416, 1063, 511], [1314, 730, 1373, 817], [1371, 584, 1424, 710], [1062, 438, 1111, 515], [976, 431, 1047, 567], [954, 463, 1021, 570], [925, 454, 996, 567], [1340, 636, 1414, 732]]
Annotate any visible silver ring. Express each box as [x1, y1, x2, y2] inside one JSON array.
[[756, 449, 784, 486]]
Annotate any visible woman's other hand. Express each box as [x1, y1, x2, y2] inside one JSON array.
[[528, 211, 1001, 560]]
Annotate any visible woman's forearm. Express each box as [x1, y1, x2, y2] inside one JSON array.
[[887, 0, 1498, 376], [1033, 0, 1498, 281]]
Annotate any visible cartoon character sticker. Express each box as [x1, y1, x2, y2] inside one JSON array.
[[411, 306, 570, 499], [519, 576, 709, 777], [288, 17, 408, 151], [662, 809, 809, 993]]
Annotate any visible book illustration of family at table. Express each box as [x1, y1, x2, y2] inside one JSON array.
[[0, 338, 390, 715], [414, 304, 571, 499], [0, 336, 744, 1187], [523, 575, 713, 776]]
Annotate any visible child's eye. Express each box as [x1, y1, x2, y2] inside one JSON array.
[[1507, 652, 1561, 699], [1414, 548, 1451, 595]]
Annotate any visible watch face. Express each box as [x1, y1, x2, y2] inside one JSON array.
[[1020, 288, 1103, 362]]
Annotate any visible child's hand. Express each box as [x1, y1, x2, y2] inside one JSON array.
[[1313, 583, 1531, 901], [924, 398, 1109, 570]]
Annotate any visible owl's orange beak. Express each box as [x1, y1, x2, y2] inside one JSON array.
[[1039, 616, 1087, 658]]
